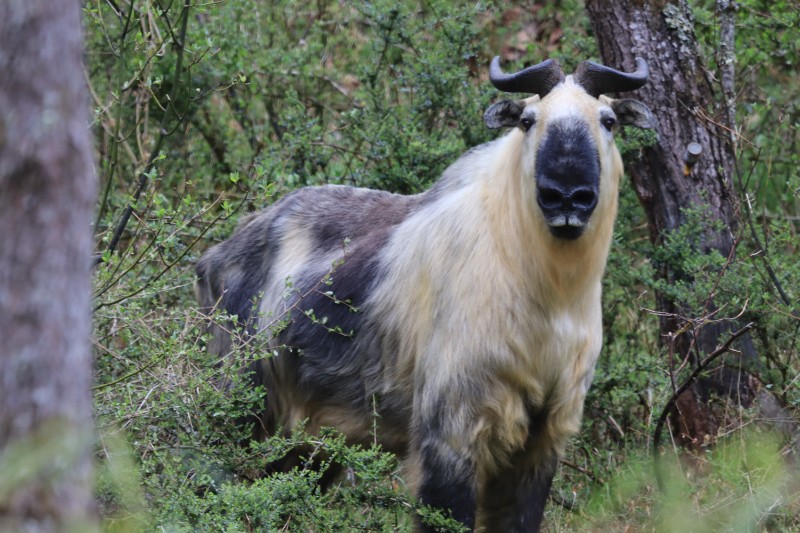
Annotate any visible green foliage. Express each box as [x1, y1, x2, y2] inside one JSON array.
[[85, 0, 799, 531], [140, 428, 463, 532], [694, 0, 800, 217]]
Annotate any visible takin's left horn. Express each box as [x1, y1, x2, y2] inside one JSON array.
[[489, 56, 565, 97]]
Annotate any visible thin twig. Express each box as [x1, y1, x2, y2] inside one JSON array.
[[94, 195, 233, 311], [559, 458, 603, 485], [716, 0, 738, 144]]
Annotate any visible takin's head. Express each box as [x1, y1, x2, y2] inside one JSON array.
[[484, 57, 653, 240]]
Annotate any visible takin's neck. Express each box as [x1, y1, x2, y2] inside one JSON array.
[[480, 158, 616, 309]]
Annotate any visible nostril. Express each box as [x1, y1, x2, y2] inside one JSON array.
[[571, 188, 597, 210], [537, 187, 564, 209]]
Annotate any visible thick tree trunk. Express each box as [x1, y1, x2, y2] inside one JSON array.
[[584, 0, 755, 449], [0, 0, 98, 530]]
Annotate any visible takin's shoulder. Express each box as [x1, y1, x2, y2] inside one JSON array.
[[269, 184, 423, 250], [231, 134, 502, 247]]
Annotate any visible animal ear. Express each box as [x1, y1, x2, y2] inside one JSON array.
[[609, 98, 655, 129], [484, 100, 525, 129]]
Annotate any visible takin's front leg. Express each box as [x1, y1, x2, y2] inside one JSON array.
[[409, 409, 479, 532], [476, 452, 558, 532], [409, 415, 559, 533], [475, 408, 562, 532]]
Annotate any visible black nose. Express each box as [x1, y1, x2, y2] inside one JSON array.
[[536, 182, 599, 240], [537, 185, 598, 213]]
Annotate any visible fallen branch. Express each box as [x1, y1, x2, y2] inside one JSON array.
[[652, 321, 755, 490]]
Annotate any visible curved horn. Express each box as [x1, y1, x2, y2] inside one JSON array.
[[489, 56, 565, 96], [573, 57, 649, 98]]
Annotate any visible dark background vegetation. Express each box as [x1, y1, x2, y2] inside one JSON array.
[[84, 0, 799, 530]]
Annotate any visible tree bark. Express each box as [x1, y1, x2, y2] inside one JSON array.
[[0, 0, 98, 530], [584, 0, 755, 450]]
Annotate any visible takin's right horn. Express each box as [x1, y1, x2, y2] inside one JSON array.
[[573, 57, 649, 97]]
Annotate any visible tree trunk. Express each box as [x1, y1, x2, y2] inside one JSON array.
[[584, 0, 755, 450], [0, 0, 98, 530]]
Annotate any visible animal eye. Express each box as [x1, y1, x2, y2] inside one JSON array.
[[520, 117, 535, 131], [601, 116, 617, 131]]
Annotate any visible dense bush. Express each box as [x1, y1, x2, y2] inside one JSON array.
[[87, 0, 799, 530]]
